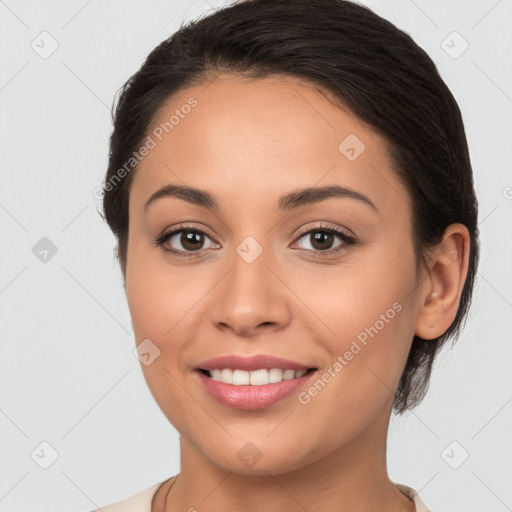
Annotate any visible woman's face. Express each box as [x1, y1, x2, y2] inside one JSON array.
[[125, 74, 426, 474]]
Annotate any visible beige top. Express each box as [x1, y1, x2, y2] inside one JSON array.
[[89, 476, 432, 512]]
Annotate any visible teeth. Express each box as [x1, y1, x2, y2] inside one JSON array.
[[209, 368, 309, 385]]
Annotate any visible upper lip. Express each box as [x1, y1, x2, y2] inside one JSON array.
[[194, 354, 317, 372]]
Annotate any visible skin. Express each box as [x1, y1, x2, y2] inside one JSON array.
[[122, 74, 470, 512]]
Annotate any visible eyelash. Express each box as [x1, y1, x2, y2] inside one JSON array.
[[153, 223, 357, 258]]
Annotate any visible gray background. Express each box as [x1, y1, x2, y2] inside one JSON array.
[[1, 0, 511, 511]]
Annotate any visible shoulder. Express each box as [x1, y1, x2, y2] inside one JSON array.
[[394, 482, 433, 512], [87, 478, 172, 512]]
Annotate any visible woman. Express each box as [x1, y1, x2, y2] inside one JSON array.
[[93, 0, 479, 510]]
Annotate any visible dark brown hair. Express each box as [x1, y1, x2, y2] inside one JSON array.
[[100, 0, 479, 415]]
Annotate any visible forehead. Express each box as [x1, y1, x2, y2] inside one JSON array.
[[129, 74, 410, 217]]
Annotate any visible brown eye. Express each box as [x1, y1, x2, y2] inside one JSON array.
[[178, 230, 205, 251], [156, 227, 219, 255], [308, 231, 335, 251], [294, 226, 354, 254]]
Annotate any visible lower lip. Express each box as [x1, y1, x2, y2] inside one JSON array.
[[195, 370, 316, 410]]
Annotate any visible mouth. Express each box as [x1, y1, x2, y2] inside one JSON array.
[[195, 367, 318, 410], [196, 367, 318, 385]]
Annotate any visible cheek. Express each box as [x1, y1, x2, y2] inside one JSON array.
[[294, 235, 417, 340], [126, 228, 185, 336], [292, 245, 418, 428], [125, 241, 213, 371], [125, 246, 206, 429]]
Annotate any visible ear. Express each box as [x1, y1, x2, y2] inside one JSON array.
[[415, 223, 471, 340]]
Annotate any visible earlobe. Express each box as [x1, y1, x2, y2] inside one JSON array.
[[415, 224, 470, 340]]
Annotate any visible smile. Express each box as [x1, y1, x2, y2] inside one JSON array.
[[195, 368, 318, 410], [199, 368, 316, 385]]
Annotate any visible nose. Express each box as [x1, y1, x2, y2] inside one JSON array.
[[209, 245, 292, 337]]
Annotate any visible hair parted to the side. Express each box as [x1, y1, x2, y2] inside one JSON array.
[[101, 0, 479, 415]]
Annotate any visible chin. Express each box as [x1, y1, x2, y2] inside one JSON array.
[[202, 439, 315, 477]]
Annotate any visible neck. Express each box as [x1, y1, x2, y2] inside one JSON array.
[[159, 410, 415, 512]]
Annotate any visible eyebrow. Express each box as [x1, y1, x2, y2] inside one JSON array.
[[144, 183, 379, 213]]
